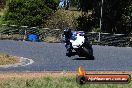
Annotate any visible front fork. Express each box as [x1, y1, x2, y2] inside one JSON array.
[[65, 42, 72, 53]]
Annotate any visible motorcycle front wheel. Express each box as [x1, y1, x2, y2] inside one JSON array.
[[82, 46, 93, 58]]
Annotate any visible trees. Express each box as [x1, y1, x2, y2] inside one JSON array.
[[45, 0, 59, 11], [76, 0, 95, 32], [4, 0, 59, 27], [94, 0, 132, 34], [79, 0, 93, 12], [76, 0, 132, 33], [0, 0, 3, 5], [0, 0, 6, 8], [68, 0, 78, 8]]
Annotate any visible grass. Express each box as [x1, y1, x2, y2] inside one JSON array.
[[0, 76, 131, 88], [0, 53, 19, 65]]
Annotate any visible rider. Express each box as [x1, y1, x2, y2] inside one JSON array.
[[63, 28, 73, 51]]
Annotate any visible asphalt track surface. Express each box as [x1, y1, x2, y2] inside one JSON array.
[[0, 40, 132, 71]]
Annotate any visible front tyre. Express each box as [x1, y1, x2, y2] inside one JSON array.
[[82, 46, 93, 58]]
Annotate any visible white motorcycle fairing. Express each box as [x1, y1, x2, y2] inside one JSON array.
[[70, 34, 85, 48]]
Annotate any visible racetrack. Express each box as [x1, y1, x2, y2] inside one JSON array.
[[0, 40, 132, 71]]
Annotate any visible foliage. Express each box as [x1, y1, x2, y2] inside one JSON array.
[[68, 0, 93, 11], [45, 0, 59, 11], [75, 0, 95, 32], [45, 9, 80, 29], [3, 0, 59, 27], [77, 0, 93, 11], [94, 0, 132, 34], [69, 0, 78, 7], [76, 15, 95, 32], [76, 0, 132, 33]]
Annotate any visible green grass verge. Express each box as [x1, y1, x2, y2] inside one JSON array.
[[0, 76, 131, 88]]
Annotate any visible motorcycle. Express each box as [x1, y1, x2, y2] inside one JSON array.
[[63, 30, 93, 58]]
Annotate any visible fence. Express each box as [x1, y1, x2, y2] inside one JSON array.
[[87, 32, 132, 47], [0, 24, 132, 47], [0, 24, 63, 42]]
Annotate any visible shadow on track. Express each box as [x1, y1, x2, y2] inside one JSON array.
[[73, 56, 95, 60], [66, 52, 95, 60], [66, 52, 77, 57]]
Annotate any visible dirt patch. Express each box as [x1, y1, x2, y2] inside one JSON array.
[[0, 53, 19, 65], [43, 36, 60, 43]]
